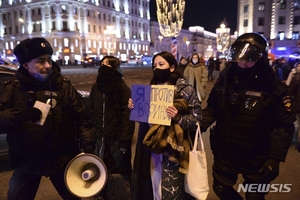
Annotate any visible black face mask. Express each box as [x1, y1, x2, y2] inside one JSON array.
[[153, 68, 171, 83]]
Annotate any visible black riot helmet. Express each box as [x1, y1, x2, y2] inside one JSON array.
[[227, 32, 269, 62]]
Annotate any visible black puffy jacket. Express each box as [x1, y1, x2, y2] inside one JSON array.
[[88, 75, 134, 176], [0, 61, 96, 175]]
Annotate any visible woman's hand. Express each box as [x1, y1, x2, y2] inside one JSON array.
[[166, 106, 181, 122], [128, 98, 134, 110]]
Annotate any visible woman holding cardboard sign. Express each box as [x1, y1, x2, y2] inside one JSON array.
[[128, 51, 202, 200]]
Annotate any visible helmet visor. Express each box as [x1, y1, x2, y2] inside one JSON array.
[[227, 41, 264, 62]]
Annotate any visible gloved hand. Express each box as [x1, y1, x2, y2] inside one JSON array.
[[14, 108, 42, 124], [259, 158, 279, 182], [83, 145, 95, 154]]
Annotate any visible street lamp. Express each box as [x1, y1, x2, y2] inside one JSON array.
[[158, 35, 163, 51], [104, 25, 117, 56], [185, 40, 190, 51]]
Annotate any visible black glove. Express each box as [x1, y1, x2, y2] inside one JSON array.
[[83, 145, 95, 154], [259, 158, 279, 182], [14, 108, 42, 124]]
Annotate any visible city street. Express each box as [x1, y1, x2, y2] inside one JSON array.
[[0, 65, 299, 200]]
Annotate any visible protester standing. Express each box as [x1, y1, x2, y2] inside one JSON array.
[[129, 51, 202, 200], [88, 55, 135, 199], [0, 37, 96, 200], [201, 33, 295, 200], [184, 52, 208, 101], [207, 56, 215, 81], [178, 56, 188, 74]]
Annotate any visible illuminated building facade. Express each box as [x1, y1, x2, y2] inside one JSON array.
[[0, 0, 150, 64], [237, 0, 300, 58]]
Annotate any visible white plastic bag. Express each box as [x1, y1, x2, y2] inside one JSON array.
[[184, 122, 209, 200]]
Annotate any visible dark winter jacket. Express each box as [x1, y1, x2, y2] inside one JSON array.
[[202, 62, 295, 162], [0, 61, 96, 175], [88, 67, 134, 178], [289, 71, 300, 113], [131, 78, 202, 200]]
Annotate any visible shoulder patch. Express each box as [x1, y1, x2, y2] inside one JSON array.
[[282, 96, 292, 112]]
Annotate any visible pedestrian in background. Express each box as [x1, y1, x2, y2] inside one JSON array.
[[279, 57, 292, 81], [128, 51, 202, 200], [88, 55, 135, 199], [184, 52, 208, 102], [178, 56, 188, 74], [288, 62, 300, 152], [201, 33, 295, 200], [0, 37, 96, 200], [207, 56, 215, 81], [268, 54, 283, 81]]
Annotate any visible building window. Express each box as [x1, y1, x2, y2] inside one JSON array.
[[52, 21, 56, 30], [91, 10, 95, 18], [98, 12, 101, 19], [278, 16, 285, 25], [258, 2, 265, 11], [74, 8, 78, 15], [63, 21, 68, 31], [51, 6, 56, 14], [278, 31, 285, 40], [64, 38, 69, 47], [75, 39, 78, 47], [61, 5, 67, 14], [243, 19, 248, 27], [75, 22, 78, 31], [88, 24, 90, 32], [54, 39, 57, 47], [258, 17, 264, 26], [279, 0, 286, 9], [292, 31, 299, 40], [244, 4, 249, 13], [294, 16, 300, 25], [31, 9, 35, 16], [38, 8, 41, 15]]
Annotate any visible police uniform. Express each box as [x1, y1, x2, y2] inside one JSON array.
[[201, 33, 295, 200], [0, 38, 96, 200]]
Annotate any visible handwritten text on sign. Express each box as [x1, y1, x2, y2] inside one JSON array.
[[130, 84, 174, 126]]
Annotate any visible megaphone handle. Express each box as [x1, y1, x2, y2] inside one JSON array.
[[81, 165, 99, 181]]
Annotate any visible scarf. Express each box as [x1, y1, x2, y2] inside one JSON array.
[[96, 65, 123, 94]]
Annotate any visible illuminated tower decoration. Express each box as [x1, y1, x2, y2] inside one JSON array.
[[216, 19, 231, 56], [156, 0, 186, 59]]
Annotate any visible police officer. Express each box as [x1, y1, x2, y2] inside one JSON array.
[[201, 33, 295, 200], [0, 37, 96, 200]]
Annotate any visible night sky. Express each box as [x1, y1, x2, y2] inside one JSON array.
[[150, 0, 238, 34]]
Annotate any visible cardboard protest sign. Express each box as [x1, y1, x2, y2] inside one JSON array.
[[130, 84, 174, 126]]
